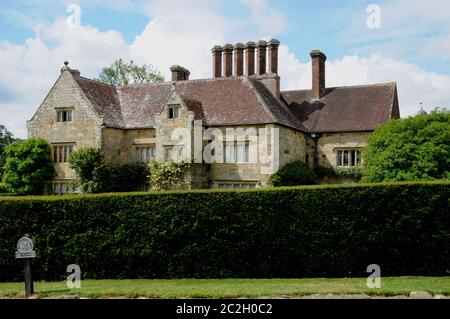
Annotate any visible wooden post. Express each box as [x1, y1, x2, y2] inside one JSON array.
[[24, 259, 34, 297]]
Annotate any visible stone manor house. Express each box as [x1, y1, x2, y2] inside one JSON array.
[[27, 40, 400, 194]]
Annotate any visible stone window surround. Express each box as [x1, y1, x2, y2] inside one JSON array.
[[334, 147, 363, 167], [52, 142, 75, 163], [223, 140, 251, 163], [167, 105, 180, 119], [135, 145, 156, 164], [52, 179, 78, 195], [55, 107, 74, 123], [215, 180, 259, 189]]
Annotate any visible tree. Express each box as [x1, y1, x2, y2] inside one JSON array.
[[2, 138, 55, 195], [0, 125, 15, 179], [362, 109, 450, 182], [95, 59, 164, 86], [269, 161, 316, 186]]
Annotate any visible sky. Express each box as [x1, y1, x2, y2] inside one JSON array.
[[0, 0, 449, 138]]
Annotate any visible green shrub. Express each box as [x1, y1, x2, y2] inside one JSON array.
[[0, 181, 448, 281], [68, 148, 102, 185], [269, 161, 316, 186], [314, 166, 336, 178], [69, 148, 148, 193], [362, 109, 450, 182], [2, 138, 55, 195], [93, 164, 149, 193], [334, 167, 363, 179]]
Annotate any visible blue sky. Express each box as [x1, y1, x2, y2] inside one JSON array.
[[1, 0, 449, 138]]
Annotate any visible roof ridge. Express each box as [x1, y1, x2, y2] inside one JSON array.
[[115, 76, 250, 88], [73, 75, 116, 88], [282, 82, 396, 93]]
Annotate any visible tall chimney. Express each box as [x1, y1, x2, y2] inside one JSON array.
[[245, 41, 256, 76], [256, 40, 267, 76], [233, 43, 244, 76], [170, 65, 190, 81], [223, 44, 233, 77], [212, 45, 223, 78], [310, 50, 327, 99], [268, 39, 280, 74]]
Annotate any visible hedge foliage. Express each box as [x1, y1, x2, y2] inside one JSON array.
[[269, 161, 316, 186], [0, 181, 448, 281]]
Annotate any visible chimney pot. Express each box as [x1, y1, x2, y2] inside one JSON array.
[[233, 43, 245, 76], [256, 40, 268, 76], [212, 45, 223, 78], [170, 65, 190, 81], [244, 41, 256, 76], [223, 44, 233, 77], [310, 50, 327, 99], [268, 39, 280, 74]]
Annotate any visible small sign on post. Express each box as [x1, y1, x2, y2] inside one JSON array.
[[15, 235, 36, 297]]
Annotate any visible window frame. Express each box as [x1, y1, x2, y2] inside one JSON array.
[[223, 140, 251, 163], [167, 106, 180, 119], [56, 108, 74, 123], [52, 143, 75, 163], [135, 145, 156, 164], [336, 148, 363, 168], [216, 182, 257, 189], [53, 181, 77, 195]]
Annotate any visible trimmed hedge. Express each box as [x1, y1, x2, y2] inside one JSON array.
[[0, 181, 448, 281]]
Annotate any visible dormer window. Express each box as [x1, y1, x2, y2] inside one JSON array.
[[168, 106, 179, 119], [57, 109, 73, 122]]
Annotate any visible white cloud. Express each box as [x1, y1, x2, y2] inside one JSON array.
[[278, 49, 450, 117], [239, 0, 287, 37], [131, 0, 233, 79], [0, 17, 130, 138], [130, 0, 287, 79]]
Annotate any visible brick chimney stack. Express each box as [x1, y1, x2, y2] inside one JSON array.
[[233, 43, 244, 76], [170, 65, 190, 81], [256, 40, 267, 76], [268, 39, 280, 74], [245, 41, 256, 76], [212, 45, 223, 78], [223, 44, 233, 77], [310, 50, 327, 99]]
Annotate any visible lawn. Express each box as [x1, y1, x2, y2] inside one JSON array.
[[0, 277, 449, 298]]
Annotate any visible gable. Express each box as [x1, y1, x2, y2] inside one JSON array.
[[28, 71, 102, 125]]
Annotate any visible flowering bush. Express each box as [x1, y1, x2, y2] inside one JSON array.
[[149, 160, 191, 191]]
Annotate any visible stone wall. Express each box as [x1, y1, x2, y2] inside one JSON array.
[[101, 128, 156, 165], [316, 131, 371, 168], [27, 71, 103, 180]]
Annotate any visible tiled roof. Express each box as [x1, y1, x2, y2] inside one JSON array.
[[73, 76, 123, 128], [73, 73, 398, 132], [281, 83, 399, 132]]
